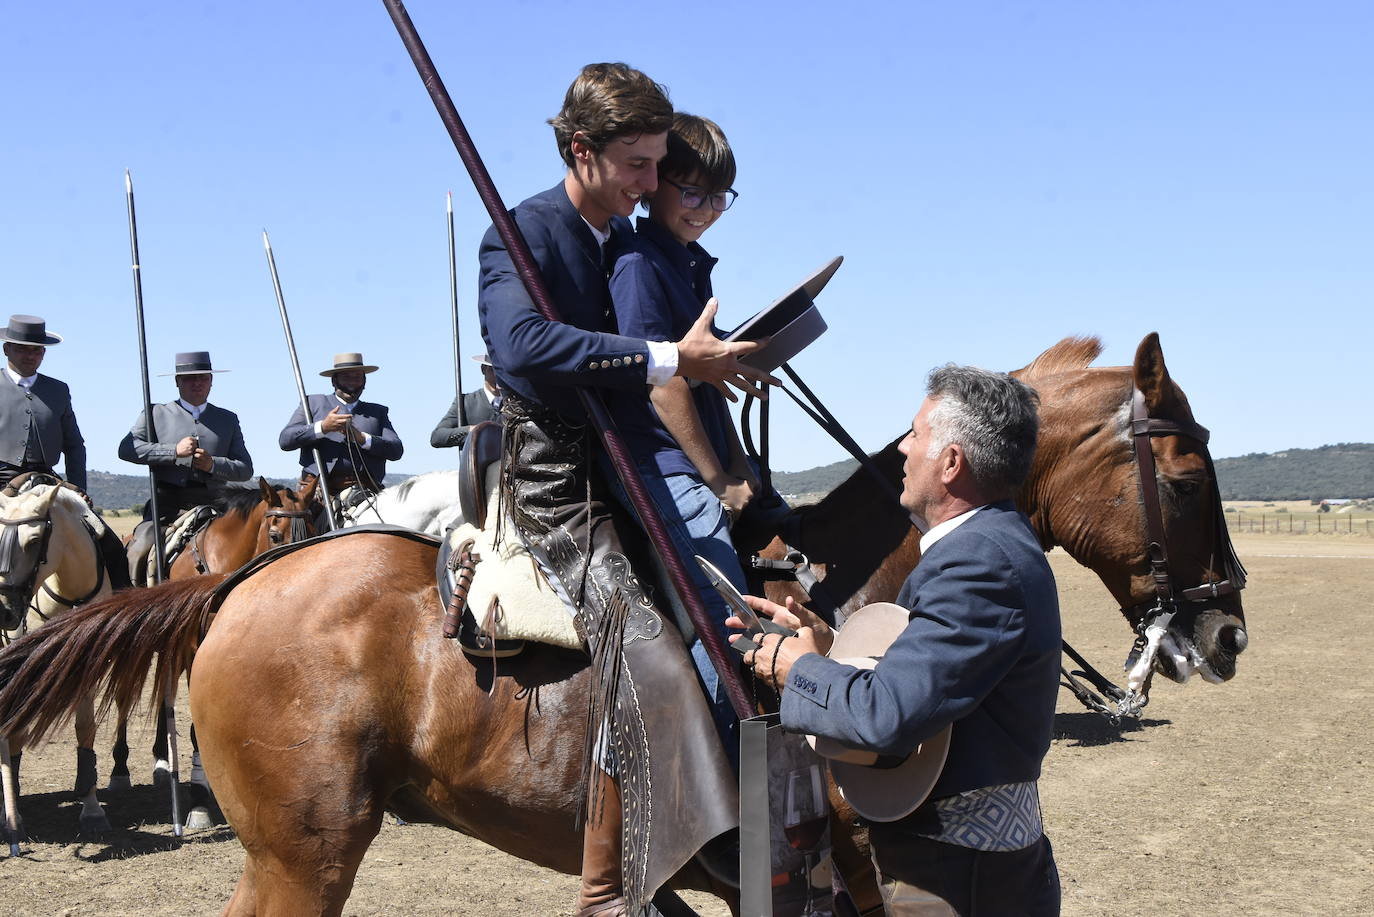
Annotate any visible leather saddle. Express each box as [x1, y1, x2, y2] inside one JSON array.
[[126, 505, 218, 586], [440, 420, 525, 657], [457, 420, 502, 531]]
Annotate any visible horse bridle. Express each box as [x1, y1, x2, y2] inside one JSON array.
[[264, 506, 314, 545], [0, 510, 107, 636], [1061, 387, 1248, 720]]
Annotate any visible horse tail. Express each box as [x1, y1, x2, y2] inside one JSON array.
[[0, 574, 227, 742]]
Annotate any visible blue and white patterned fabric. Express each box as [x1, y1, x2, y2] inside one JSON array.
[[926, 780, 1044, 851]]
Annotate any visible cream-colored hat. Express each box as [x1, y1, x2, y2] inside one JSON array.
[[320, 353, 379, 376], [806, 602, 952, 823]]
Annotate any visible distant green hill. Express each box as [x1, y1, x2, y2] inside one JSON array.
[[1214, 443, 1374, 501], [85, 470, 414, 513], [773, 442, 1374, 503], [82, 442, 1373, 511]]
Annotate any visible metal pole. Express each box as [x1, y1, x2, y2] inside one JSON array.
[[262, 231, 338, 530], [382, 0, 751, 717], [123, 170, 182, 838], [448, 191, 467, 423], [124, 171, 167, 583]]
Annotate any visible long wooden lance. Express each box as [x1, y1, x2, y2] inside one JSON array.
[[382, 0, 753, 719], [262, 231, 339, 531], [123, 169, 183, 839], [447, 191, 466, 422]]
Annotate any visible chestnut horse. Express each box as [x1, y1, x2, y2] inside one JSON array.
[[0, 334, 1246, 913], [110, 476, 318, 828]]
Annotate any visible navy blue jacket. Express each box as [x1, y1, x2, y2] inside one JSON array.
[[478, 182, 655, 419], [780, 502, 1061, 799], [278, 394, 403, 483]]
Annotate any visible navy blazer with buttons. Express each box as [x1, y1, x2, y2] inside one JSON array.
[[478, 182, 656, 420], [780, 501, 1061, 801]]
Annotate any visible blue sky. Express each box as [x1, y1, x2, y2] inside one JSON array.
[[3, 1, 1370, 479]]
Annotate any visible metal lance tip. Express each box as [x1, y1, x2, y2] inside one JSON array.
[[125, 169, 132, 192]]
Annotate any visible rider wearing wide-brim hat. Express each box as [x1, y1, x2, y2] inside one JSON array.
[[118, 351, 254, 525], [278, 352, 403, 498], [430, 354, 501, 450], [0, 314, 86, 494]]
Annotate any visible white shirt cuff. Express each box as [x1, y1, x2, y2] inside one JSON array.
[[645, 340, 678, 387], [313, 421, 325, 437], [360, 432, 373, 449]]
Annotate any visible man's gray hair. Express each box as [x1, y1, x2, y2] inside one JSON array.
[[925, 365, 1040, 495]]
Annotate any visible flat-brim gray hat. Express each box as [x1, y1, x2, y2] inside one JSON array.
[[805, 601, 952, 823], [320, 352, 379, 376], [158, 351, 231, 377], [724, 256, 839, 371], [3, 315, 62, 347]]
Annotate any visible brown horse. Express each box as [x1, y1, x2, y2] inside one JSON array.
[[0, 334, 1245, 914], [109, 476, 318, 825]]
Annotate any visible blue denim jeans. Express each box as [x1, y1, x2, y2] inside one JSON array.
[[604, 462, 750, 770]]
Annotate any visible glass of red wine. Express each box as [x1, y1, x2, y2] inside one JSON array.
[[784, 764, 827, 917]]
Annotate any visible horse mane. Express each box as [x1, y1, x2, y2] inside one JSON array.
[[1017, 336, 1103, 379], [214, 487, 267, 519], [392, 475, 418, 501]]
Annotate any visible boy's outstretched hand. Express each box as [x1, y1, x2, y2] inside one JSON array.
[[674, 299, 778, 401]]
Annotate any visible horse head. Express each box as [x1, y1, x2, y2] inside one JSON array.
[[257, 476, 319, 551], [1017, 333, 1248, 686], [0, 483, 65, 631]]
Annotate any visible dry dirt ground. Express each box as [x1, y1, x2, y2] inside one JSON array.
[[4, 533, 1372, 916]]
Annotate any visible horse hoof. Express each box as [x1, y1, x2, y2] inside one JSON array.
[[184, 807, 214, 832], [80, 812, 112, 836], [152, 762, 172, 787], [107, 774, 133, 791]]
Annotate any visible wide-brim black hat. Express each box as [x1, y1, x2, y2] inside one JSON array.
[[724, 256, 840, 371], [320, 352, 380, 376], [805, 602, 952, 823], [3, 315, 62, 347], [158, 351, 231, 377]]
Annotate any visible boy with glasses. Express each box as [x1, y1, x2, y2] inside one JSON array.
[[606, 113, 787, 764]]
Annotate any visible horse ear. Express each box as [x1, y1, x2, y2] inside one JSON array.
[[259, 476, 280, 507], [299, 475, 319, 504], [1132, 332, 1178, 413]]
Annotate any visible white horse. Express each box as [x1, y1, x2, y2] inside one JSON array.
[[0, 476, 117, 844], [337, 469, 463, 536]]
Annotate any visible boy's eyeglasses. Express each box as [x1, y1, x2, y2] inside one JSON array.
[[661, 179, 738, 212]]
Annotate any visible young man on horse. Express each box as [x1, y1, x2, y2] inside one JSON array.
[[735, 366, 1063, 916], [0, 315, 85, 494], [278, 352, 404, 498], [118, 351, 254, 523], [478, 62, 768, 917]]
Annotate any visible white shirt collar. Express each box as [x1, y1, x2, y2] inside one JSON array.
[[581, 216, 611, 249], [178, 398, 207, 420], [918, 505, 987, 554], [4, 368, 36, 388], [334, 395, 357, 412]]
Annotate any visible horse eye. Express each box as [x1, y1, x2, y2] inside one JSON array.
[[1174, 480, 1200, 497]]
